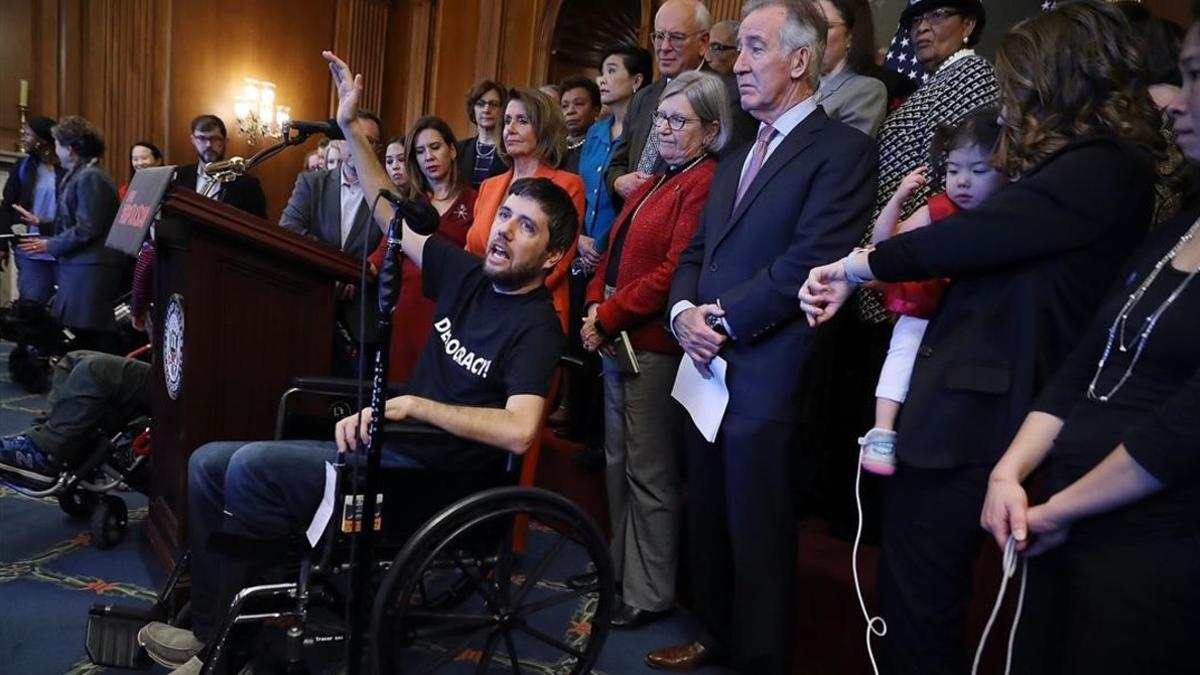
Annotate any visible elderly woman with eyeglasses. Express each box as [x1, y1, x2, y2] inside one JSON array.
[[580, 70, 726, 630], [863, 0, 996, 315]]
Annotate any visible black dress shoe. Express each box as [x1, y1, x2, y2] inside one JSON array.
[[611, 603, 668, 629]]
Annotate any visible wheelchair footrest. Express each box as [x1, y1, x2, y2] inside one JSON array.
[[85, 603, 152, 669]]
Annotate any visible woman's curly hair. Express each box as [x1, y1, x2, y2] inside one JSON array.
[[993, 0, 1166, 176]]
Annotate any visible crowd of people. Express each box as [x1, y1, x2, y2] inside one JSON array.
[[2, 0, 1198, 673]]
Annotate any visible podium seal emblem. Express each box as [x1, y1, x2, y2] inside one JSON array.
[[163, 294, 185, 400]]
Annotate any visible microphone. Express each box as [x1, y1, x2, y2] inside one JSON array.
[[377, 189, 441, 235], [201, 156, 246, 177], [283, 118, 345, 140]]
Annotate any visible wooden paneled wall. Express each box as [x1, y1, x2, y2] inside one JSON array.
[[1, 0, 568, 221]]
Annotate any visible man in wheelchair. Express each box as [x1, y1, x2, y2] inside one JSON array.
[[138, 165, 578, 675], [0, 349, 151, 485]]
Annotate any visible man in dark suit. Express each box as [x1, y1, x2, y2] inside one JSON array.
[[649, 1, 876, 673], [605, 0, 755, 206], [280, 110, 385, 375], [171, 114, 267, 218]]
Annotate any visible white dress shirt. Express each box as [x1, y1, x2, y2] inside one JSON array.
[[339, 167, 365, 249]]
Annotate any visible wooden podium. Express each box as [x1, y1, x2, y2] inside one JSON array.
[[145, 189, 361, 567]]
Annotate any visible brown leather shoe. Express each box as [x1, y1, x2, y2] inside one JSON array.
[[645, 641, 712, 671]]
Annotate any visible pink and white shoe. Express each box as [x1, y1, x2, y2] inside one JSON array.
[[858, 428, 897, 476]]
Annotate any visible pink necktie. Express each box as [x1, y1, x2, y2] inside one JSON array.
[[735, 125, 778, 207]]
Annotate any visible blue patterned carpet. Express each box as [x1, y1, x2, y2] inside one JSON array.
[[0, 341, 731, 674]]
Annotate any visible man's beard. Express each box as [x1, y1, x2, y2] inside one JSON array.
[[201, 149, 223, 163], [483, 259, 544, 292]]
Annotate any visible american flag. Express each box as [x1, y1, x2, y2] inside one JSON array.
[[882, 1, 1059, 89]]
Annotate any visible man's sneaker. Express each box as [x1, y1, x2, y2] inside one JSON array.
[[858, 428, 897, 476], [138, 622, 206, 669], [0, 435, 59, 485]]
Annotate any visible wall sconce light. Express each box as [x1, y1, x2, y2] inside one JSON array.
[[233, 78, 291, 144]]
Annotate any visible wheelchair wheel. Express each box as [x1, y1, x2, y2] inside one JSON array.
[[58, 488, 98, 517], [90, 495, 128, 549], [370, 486, 614, 674]]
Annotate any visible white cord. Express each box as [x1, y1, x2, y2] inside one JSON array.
[[852, 458, 887, 675], [971, 535, 1028, 675]]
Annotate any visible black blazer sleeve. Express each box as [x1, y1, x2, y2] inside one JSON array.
[[869, 140, 1152, 282], [1125, 368, 1200, 487], [226, 174, 267, 218], [720, 134, 878, 342], [0, 158, 24, 234]]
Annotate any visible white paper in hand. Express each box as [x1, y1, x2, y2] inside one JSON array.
[[671, 355, 729, 442], [306, 461, 338, 547]]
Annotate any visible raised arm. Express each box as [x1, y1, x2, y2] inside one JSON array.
[[323, 50, 431, 268]]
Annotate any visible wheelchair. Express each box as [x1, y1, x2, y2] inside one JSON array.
[[1, 294, 146, 393], [1, 343, 153, 549], [86, 376, 615, 674]]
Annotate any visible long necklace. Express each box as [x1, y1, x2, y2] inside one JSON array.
[[476, 136, 496, 158], [1086, 216, 1200, 402], [629, 153, 707, 223]]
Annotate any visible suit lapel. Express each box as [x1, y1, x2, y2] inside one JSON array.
[[321, 170, 343, 248], [717, 111, 825, 246]]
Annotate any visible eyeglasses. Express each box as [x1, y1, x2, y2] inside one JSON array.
[[192, 133, 226, 145], [475, 99, 503, 109], [651, 29, 706, 47], [707, 42, 736, 54], [908, 7, 961, 33], [652, 111, 700, 131]]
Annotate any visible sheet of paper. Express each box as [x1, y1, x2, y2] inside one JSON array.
[[306, 461, 338, 547], [671, 355, 729, 443]]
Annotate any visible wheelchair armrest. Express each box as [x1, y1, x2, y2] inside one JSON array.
[[287, 376, 405, 398], [380, 420, 452, 439]]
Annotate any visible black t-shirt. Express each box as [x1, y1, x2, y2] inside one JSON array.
[[389, 237, 564, 469], [1035, 205, 1200, 543]]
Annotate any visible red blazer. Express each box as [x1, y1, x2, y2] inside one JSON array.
[[587, 157, 716, 354]]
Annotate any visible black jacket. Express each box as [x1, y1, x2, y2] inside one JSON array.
[[1, 155, 65, 235], [869, 136, 1156, 469], [456, 137, 508, 189], [172, 162, 268, 218]]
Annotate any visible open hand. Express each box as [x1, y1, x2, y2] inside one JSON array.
[[12, 204, 40, 225], [322, 51, 362, 130], [798, 261, 852, 327], [16, 237, 49, 255]]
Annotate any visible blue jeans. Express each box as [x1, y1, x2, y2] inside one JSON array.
[[187, 439, 422, 640]]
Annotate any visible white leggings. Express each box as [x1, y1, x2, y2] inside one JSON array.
[[874, 314, 929, 404]]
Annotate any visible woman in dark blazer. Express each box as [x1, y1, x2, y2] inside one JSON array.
[[18, 116, 123, 350], [456, 80, 509, 188], [581, 70, 725, 629], [799, 4, 1167, 673]]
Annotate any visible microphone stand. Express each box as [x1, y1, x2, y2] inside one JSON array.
[[201, 125, 321, 191], [344, 204, 404, 675]]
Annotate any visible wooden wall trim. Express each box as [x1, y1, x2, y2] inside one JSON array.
[[334, 0, 390, 117], [404, 0, 437, 128]]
